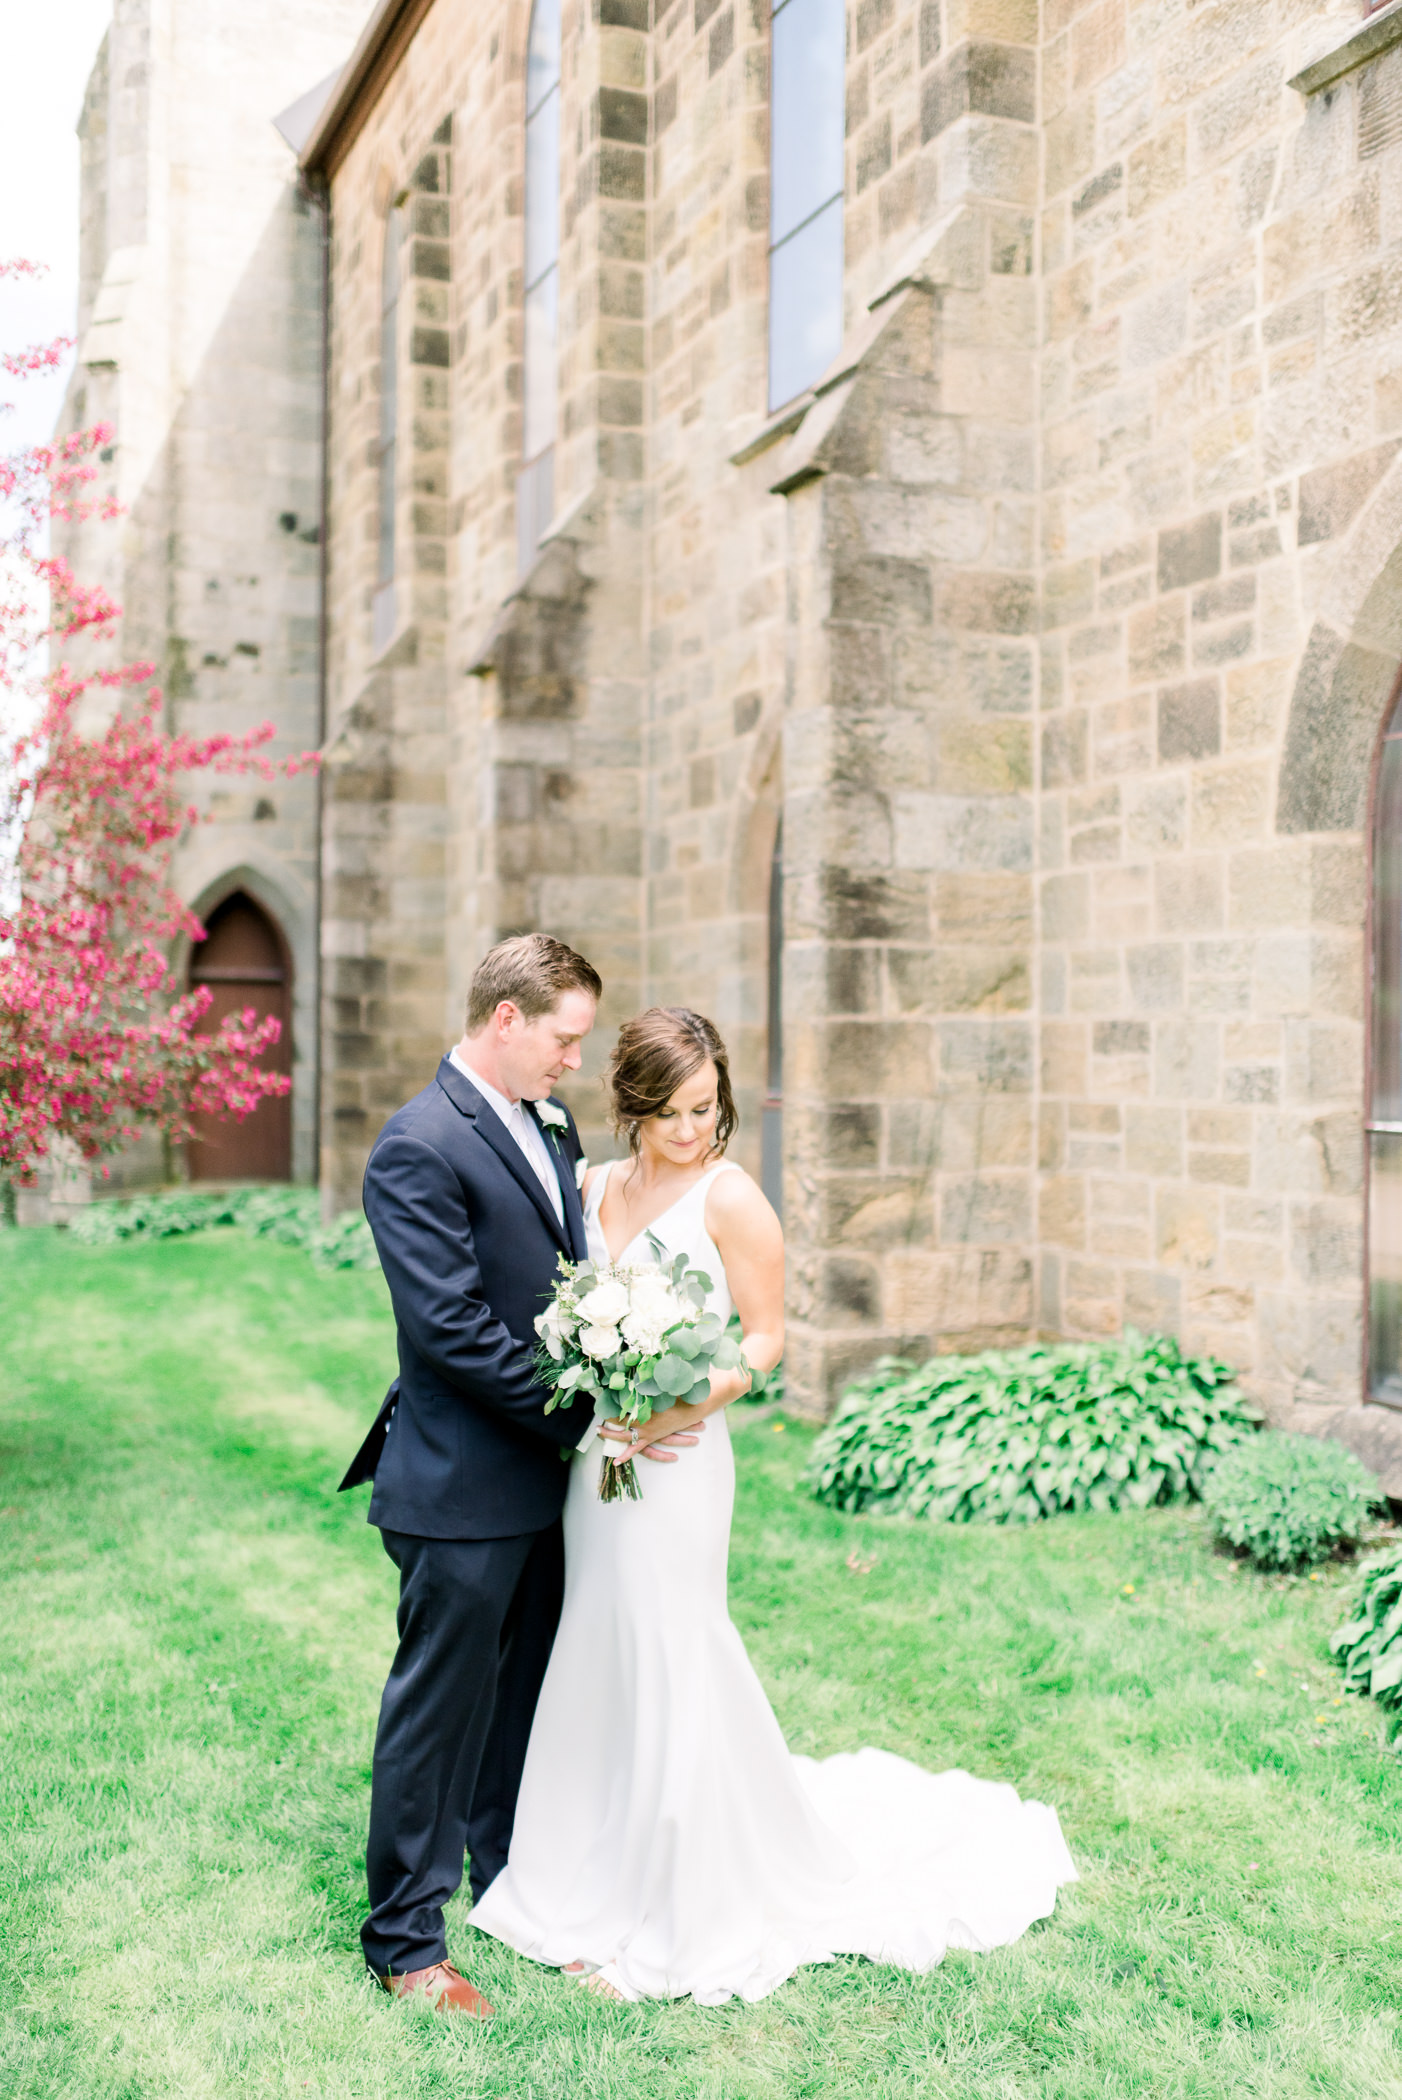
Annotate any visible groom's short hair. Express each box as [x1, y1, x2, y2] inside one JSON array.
[[466, 933, 603, 1032]]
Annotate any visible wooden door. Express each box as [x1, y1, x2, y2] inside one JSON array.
[[186, 892, 293, 1182]]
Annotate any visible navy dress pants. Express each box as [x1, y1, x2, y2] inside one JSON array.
[[360, 1521, 565, 1978]]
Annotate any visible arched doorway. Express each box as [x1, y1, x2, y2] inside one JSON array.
[[187, 891, 293, 1182]]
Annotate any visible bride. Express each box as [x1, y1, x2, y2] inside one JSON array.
[[470, 1006, 1076, 2004]]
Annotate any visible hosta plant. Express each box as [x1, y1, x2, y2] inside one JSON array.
[[1331, 1550, 1402, 1738], [1204, 1431, 1382, 1572], [806, 1330, 1257, 1525]]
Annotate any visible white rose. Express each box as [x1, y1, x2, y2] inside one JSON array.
[[628, 1272, 677, 1319], [622, 1309, 667, 1354], [578, 1323, 620, 1359], [576, 1278, 630, 1326]]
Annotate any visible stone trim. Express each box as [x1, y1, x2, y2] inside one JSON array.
[[1288, 1, 1402, 96]]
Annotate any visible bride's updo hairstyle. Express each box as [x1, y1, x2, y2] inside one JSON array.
[[609, 1006, 738, 1165]]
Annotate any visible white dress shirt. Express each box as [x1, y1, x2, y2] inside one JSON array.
[[448, 1046, 565, 1226], [449, 1044, 597, 1451]]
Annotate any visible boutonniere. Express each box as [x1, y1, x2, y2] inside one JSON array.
[[536, 1099, 568, 1153], [574, 1154, 589, 1190]]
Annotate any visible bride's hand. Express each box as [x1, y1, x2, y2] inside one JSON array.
[[600, 1405, 705, 1464]]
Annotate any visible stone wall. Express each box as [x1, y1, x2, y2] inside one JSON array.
[[56, 0, 372, 1189], [1029, 0, 1402, 1419], [309, 0, 1402, 1430]]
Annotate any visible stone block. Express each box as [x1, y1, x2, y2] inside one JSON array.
[[1042, 711, 1088, 787], [940, 1172, 1033, 1243], [1040, 1172, 1087, 1248], [1125, 939, 1184, 1012], [1128, 597, 1185, 682], [1157, 679, 1220, 763], [921, 41, 1037, 140], [1126, 776, 1186, 851], [1190, 761, 1270, 847], [831, 559, 934, 626], [936, 1018, 1034, 1094], [1156, 1186, 1220, 1271], [934, 871, 1033, 941], [1290, 1200, 1362, 1288], [1129, 121, 1187, 217], [1157, 512, 1221, 591], [938, 719, 1033, 793], [1124, 1266, 1181, 1331], [889, 946, 1032, 1015], [1276, 629, 1396, 835], [1254, 1110, 1363, 1199], [806, 1018, 934, 1097], [1228, 843, 1311, 931], [1040, 1018, 1087, 1095], [1155, 856, 1224, 934]]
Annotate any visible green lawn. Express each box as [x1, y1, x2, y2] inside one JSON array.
[[2, 1230, 1401, 2099]]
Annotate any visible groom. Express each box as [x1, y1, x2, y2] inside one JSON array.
[[341, 934, 689, 2018]]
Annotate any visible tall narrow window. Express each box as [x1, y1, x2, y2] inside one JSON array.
[[1369, 689, 1402, 1399], [518, 0, 561, 574], [761, 820, 784, 1219], [373, 202, 403, 655], [768, 0, 845, 412]]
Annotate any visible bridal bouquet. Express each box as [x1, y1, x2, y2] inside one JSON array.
[[534, 1235, 758, 1501]]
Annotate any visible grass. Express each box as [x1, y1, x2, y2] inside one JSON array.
[[1, 1231, 1401, 2099]]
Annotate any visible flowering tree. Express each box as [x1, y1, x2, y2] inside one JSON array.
[[0, 262, 316, 1186]]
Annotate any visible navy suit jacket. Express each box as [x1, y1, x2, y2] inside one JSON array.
[[342, 1056, 598, 1539]]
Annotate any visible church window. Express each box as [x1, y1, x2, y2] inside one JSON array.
[[518, 0, 561, 574], [373, 200, 404, 655], [1370, 688, 1402, 1401], [768, 0, 845, 412]]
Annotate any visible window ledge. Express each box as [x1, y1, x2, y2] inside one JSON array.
[[1289, 2, 1402, 95], [729, 398, 814, 468]]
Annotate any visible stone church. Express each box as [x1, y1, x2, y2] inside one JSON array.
[[57, 0, 1402, 1448]]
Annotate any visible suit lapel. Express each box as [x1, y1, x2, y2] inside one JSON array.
[[531, 1101, 590, 1261], [435, 1059, 572, 1253]]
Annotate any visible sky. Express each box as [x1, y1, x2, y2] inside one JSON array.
[[0, 0, 117, 453]]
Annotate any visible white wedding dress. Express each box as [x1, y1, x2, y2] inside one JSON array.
[[470, 1160, 1077, 2003]]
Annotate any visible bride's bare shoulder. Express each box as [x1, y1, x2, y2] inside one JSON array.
[[704, 1160, 780, 1236]]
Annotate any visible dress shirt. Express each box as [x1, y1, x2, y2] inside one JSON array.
[[448, 1047, 564, 1227], [449, 1046, 598, 1453]]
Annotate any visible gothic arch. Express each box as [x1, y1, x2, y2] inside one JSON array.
[[178, 856, 318, 1182]]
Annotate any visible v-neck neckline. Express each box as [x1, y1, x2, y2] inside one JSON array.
[[593, 1158, 723, 1267]]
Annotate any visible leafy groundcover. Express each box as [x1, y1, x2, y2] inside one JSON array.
[[65, 1184, 379, 1271], [1333, 1551, 1402, 1737], [806, 1331, 1259, 1524], [1204, 1431, 1382, 1573]]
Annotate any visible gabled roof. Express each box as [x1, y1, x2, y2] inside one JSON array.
[[298, 0, 439, 179]]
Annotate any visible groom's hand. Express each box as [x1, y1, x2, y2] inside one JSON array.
[[599, 1412, 706, 1464]]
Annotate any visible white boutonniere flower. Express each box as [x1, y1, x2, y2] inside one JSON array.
[[536, 1099, 568, 1151], [575, 1154, 589, 1190]]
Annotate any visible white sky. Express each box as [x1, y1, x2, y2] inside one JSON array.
[[0, 0, 117, 452]]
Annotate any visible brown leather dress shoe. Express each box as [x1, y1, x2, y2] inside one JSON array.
[[375, 1960, 494, 2019]]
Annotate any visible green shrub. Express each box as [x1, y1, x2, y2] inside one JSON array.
[[805, 1330, 1257, 1525], [66, 1185, 379, 1271], [1331, 1549, 1402, 1736], [1204, 1432, 1382, 1572]]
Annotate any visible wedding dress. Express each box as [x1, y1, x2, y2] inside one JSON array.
[[470, 1159, 1077, 2003]]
